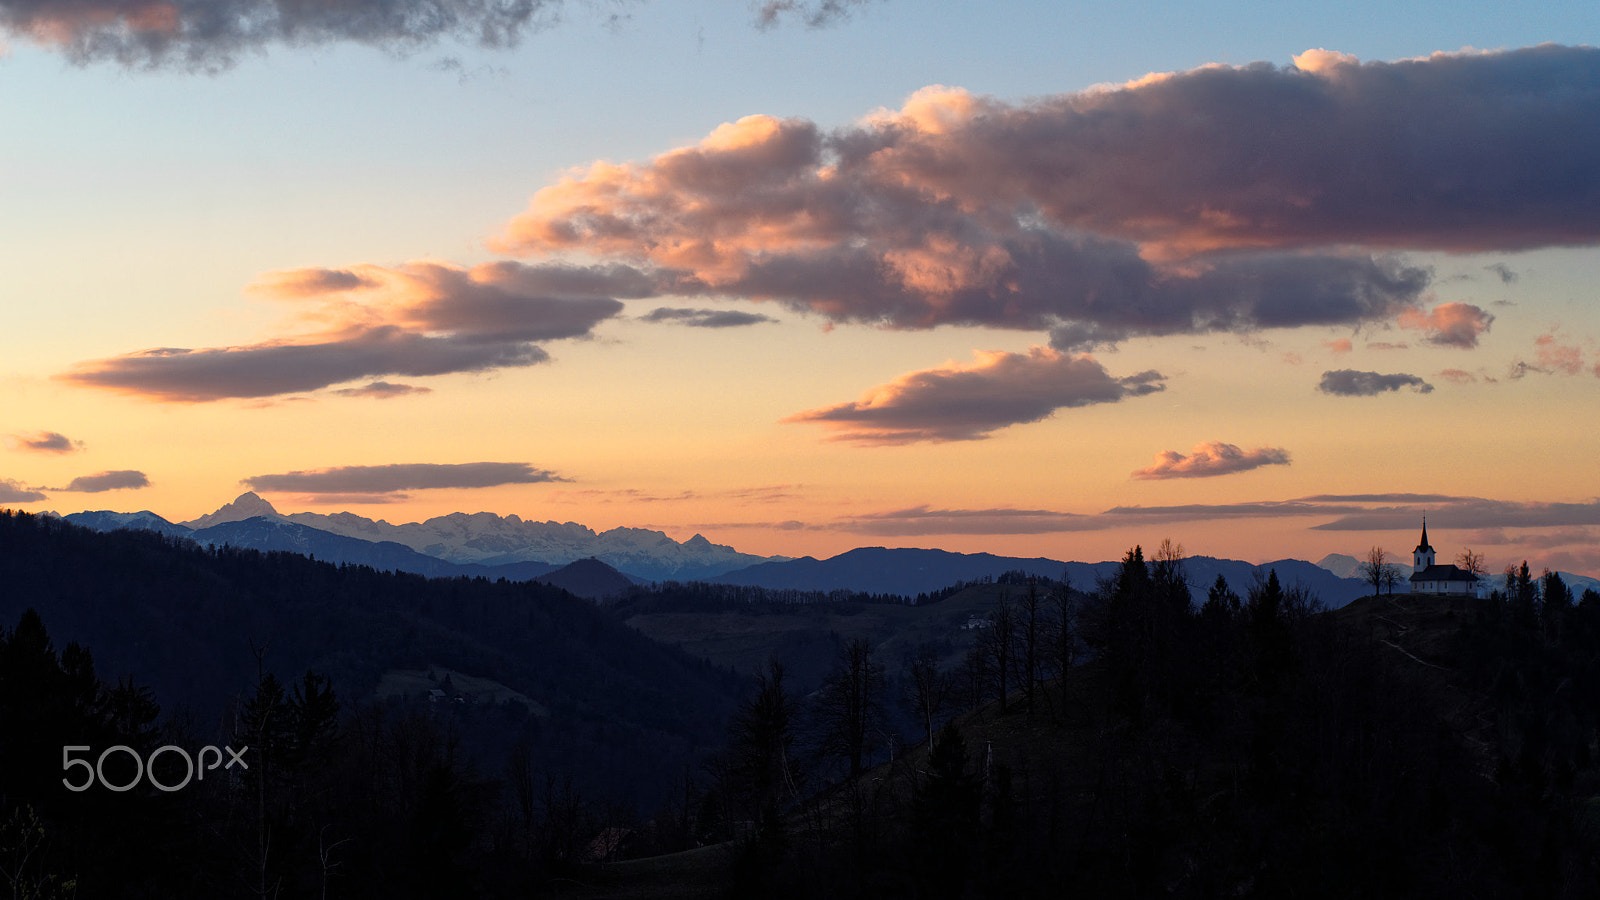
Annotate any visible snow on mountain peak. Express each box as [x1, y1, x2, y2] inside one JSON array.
[[181, 491, 282, 529]]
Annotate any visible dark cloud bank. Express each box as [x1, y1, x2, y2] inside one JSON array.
[[244, 461, 564, 494]]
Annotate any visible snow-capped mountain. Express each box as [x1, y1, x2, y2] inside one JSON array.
[[86, 492, 785, 582]]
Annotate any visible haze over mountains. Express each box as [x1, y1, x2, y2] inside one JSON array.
[[43, 492, 1423, 608]]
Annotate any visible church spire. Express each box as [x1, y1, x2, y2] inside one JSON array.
[[1415, 517, 1433, 553]]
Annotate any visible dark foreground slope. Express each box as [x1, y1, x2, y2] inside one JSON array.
[[575, 570, 1600, 899], [0, 510, 739, 805]]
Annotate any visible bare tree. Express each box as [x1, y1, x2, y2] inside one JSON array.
[[1361, 546, 1390, 597], [905, 645, 949, 747], [1457, 548, 1487, 579], [814, 639, 885, 780], [982, 598, 1017, 712]]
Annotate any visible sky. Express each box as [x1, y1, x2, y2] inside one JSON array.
[[3, 0, 1598, 577]]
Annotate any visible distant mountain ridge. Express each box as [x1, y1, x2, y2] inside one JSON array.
[[710, 546, 1375, 608], [64, 492, 783, 583]]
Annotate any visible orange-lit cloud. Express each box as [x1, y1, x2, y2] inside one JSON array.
[[784, 346, 1164, 444], [5, 430, 83, 454], [60, 261, 638, 402], [243, 462, 565, 495], [496, 46, 1600, 350], [1397, 302, 1494, 348], [1317, 369, 1433, 396], [1132, 442, 1291, 480], [1323, 338, 1353, 354]]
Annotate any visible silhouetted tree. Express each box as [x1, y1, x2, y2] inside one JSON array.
[[814, 638, 885, 780]]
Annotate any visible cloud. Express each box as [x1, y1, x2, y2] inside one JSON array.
[[838, 506, 1095, 536], [783, 346, 1165, 444], [60, 261, 636, 401], [1310, 497, 1600, 531], [1397, 302, 1494, 348], [330, 381, 433, 399], [5, 430, 83, 453], [1535, 331, 1585, 375], [1485, 262, 1519, 284], [243, 461, 565, 494], [2, 0, 565, 69], [0, 478, 47, 502], [1317, 369, 1434, 396], [754, 0, 881, 29], [639, 307, 778, 328], [57, 469, 150, 492], [1437, 368, 1480, 384], [495, 46, 1600, 348], [1324, 338, 1353, 354], [1132, 441, 1291, 480]]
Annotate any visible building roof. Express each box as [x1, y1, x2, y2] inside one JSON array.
[[1409, 564, 1478, 583], [1414, 519, 1434, 554]]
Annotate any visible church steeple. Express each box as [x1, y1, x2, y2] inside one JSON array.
[[1413, 518, 1435, 572]]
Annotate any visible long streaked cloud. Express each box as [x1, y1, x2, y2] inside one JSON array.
[[1132, 441, 1291, 480], [2, 0, 885, 69], [0, 478, 48, 502], [60, 261, 637, 402], [710, 494, 1600, 543], [3, 0, 575, 69], [1317, 369, 1434, 396], [330, 381, 433, 399], [496, 45, 1600, 348], [783, 346, 1164, 444], [639, 307, 778, 328], [4, 430, 84, 454], [56, 469, 150, 492], [243, 461, 565, 494]]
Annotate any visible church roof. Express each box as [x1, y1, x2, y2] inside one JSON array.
[[1410, 564, 1478, 583], [1414, 519, 1434, 554]]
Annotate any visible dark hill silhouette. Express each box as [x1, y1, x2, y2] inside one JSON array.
[[535, 556, 638, 600]]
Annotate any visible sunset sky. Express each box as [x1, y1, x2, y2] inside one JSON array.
[[3, 0, 1598, 576]]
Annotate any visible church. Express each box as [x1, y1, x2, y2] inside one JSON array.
[[1408, 520, 1481, 596]]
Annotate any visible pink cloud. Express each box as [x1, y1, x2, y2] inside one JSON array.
[[784, 346, 1165, 444], [1397, 302, 1494, 348], [493, 46, 1600, 351], [1535, 332, 1585, 375], [60, 261, 640, 402], [1324, 338, 1353, 354], [1132, 441, 1291, 480]]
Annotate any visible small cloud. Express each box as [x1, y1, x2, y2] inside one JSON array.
[[784, 346, 1165, 444], [1485, 262, 1519, 284], [1366, 341, 1410, 351], [243, 462, 566, 495], [5, 430, 84, 454], [1132, 441, 1291, 480], [1535, 332, 1585, 375], [1397, 301, 1494, 348], [639, 307, 778, 328], [0, 478, 47, 502], [1508, 360, 1549, 379], [754, 0, 882, 29], [57, 470, 149, 493], [1318, 369, 1434, 396], [1437, 368, 1479, 384], [1324, 338, 1353, 354], [331, 381, 433, 399]]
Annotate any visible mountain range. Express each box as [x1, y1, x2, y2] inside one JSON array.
[[49, 492, 1407, 607], [63, 492, 783, 584]]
